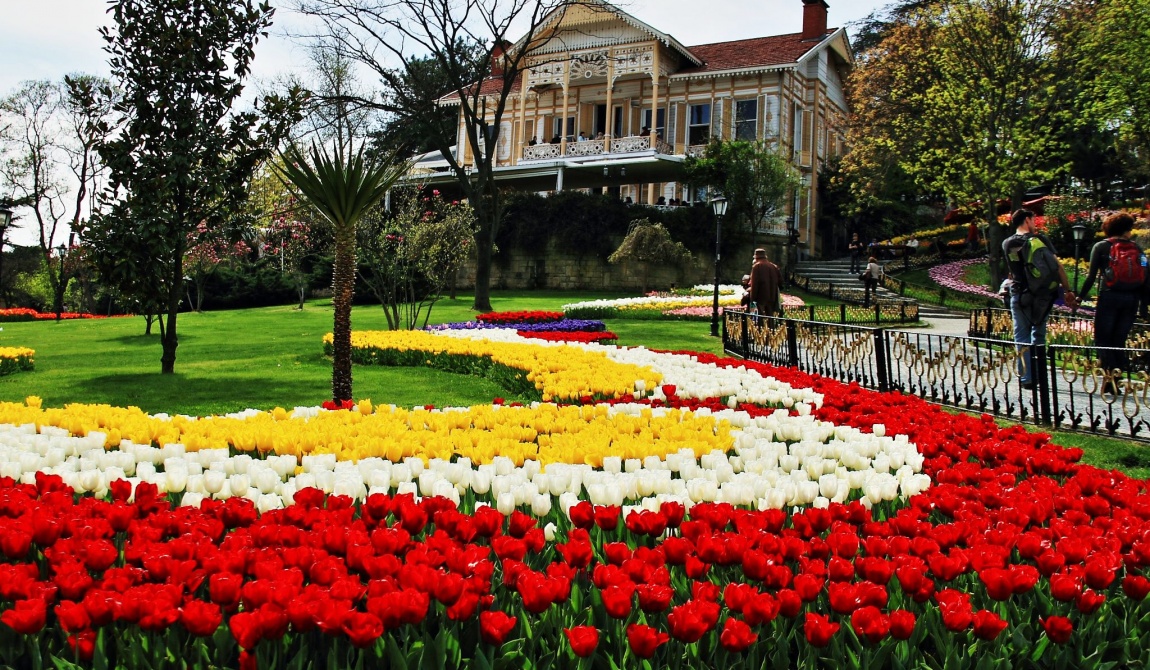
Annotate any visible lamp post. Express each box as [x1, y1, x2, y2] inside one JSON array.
[[1071, 222, 1088, 312], [0, 207, 11, 308], [710, 196, 728, 338]]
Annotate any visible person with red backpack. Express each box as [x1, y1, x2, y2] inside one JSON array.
[[1077, 212, 1148, 379]]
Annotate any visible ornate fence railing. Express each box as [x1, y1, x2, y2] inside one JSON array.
[[724, 309, 1150, 442], [968, 308, 1150, 347], [780, 302, 919, 325]]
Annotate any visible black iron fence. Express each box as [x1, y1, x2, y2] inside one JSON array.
[[724, 309, 1150, 442], [969, 308, 1150, 347], [781, 302, 919, 326]]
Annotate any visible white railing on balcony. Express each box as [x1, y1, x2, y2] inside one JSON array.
[[522, 143, 562, 161], [609, 135, 651, 153], [565, 141, 606, 157], [686, 144, 708, 158], [520, 135, 674, 162]]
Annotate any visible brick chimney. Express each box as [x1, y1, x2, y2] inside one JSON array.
[[801, 0, 829, 40], [490, 40, 512, 76]]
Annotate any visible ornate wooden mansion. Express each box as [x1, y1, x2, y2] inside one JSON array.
[[431, 0, 853, 254]]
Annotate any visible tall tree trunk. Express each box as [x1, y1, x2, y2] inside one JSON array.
[[472, 226, 494, 312], [331, 227, 355, 403], [53, 275, 68, 321], [986, 197, 1007, 287], [160, 260, 182, 374]]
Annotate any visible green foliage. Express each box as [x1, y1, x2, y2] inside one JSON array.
[[607, 219, 692, 292], [495, 192, 720, 263], [1077, 0, 1150, 183], [683, 139, 803, 239], [88, 0, 303, 373], [275, 141, 409, 403], [358, 190, 478, 330]]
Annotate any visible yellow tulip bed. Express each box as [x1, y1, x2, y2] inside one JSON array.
[[0, 398, 730, 469], [326, 330, 661, 403], [0, 347, 34, 376]]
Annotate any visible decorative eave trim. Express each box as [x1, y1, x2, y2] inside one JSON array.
[[670, 63, 796, 81]]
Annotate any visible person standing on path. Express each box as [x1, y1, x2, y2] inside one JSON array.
[[1076, 212, 1147, 378], [862, 256, 883, 306], [1002, 208, 1078, 389], [848, 233, 864, 273], [748, 248, 782, 317]]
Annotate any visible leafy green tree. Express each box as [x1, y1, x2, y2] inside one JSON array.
[[297, 0, 592, 312], [88, 0, 303, 371], [275, 143, 408, 404], [359, 189, 477, 330], [684, 140, 803, 246], [1077, 0, 1150, 185], [607, 219, 692, 293], [844, 0, 1077, 285]]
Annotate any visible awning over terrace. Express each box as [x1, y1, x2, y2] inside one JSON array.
[[407, 153, 687, 193]]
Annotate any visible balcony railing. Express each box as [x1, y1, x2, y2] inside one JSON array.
[[520, 135, 669, 161]]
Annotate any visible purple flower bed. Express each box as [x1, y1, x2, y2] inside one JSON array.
[[928, 257, 1093, 315], [427, 318, 607, 333]]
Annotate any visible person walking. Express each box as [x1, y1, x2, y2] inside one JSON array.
[[748, 248, 782, 317], [848, 233, 864, 273], [1002, 208, 1078, 389], [862, 256, 883, 306], [1076, 212, 1146, 383]]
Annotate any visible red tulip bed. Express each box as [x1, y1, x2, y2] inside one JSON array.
[[0, 308, 121, 322], [0, 350, 1149, 670]]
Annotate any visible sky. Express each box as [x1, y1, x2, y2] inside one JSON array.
[[0, 0, 883, 245]]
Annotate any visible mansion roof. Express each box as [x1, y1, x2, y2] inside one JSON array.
[[441, 29, 839, 103]]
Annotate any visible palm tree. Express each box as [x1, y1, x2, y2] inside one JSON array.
[[275, 143, 408, 404]]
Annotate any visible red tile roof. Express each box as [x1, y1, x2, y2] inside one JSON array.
[[440, 29, 836, 101], [439, 74, 522, 103], [677, 30, 835, 76]]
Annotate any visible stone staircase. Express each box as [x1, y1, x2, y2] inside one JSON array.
[[791, 258, 964, 319]]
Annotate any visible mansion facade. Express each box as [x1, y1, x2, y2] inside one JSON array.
[[432, 0, 852, 256]]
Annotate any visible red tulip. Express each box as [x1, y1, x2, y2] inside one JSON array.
[[1122, 575, 1150, 601], [593, 506, 620, 531], [600, 583, 636, 619], [850, 606, 890, 644], [564, 625, 599, 657], [1076, 589, 1106, 615], [343, 612, 384, 648], [55, 600, 91, 634], [637, 584, 674, 613], [181, 599, 223, 637], [1, 598, 46, 634], [971, 610, 1008, 641], [230, 612, 264, 650], [626, 624, 669, 658], [720, 617, 758, 652], [479, 610, 516, 646], [889, 610, 916, 640], [1041, 615, 1073, 644], [803, 612, 840, 647], [568, 502, 595, 530], [743, 593, 781, 626], [667, 600, 719, 643]]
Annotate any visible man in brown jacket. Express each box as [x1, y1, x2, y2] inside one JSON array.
[[748, 248, 782, 316]]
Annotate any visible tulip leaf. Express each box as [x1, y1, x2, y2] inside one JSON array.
[[94, 629, 108, 670], [49, 655, 84, 670], [385, 633, 410, 670], [1030, 636, 1050, 661]]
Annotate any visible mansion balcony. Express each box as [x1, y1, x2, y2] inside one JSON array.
[[520, 134, 675, 162]]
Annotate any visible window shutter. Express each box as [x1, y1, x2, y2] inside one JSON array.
[[711, 98, 724, 141], [668, 103, 679, 146], [761, 95, 777, 142]]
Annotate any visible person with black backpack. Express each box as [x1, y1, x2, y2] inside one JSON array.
[[1002, 208, 1078, 389], [1076, 212, 1147, 379]]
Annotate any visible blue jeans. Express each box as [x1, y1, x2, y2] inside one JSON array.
[[1094, 290, 1140, 373], [1011, 293, 1049, 384]]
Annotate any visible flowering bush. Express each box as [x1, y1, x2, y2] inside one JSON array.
[[0, 347, 34, 375], [1, 332, 1149, 668]]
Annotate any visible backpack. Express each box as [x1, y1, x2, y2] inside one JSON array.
[[1021, 235, 1059, 296], [1103, 238, 1147, 291]]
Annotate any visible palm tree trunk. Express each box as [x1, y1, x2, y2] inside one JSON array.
[[331, 226, 355, 403]]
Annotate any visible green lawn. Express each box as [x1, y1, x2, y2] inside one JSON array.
[[3, 291, 1144, 479], [0, 292, 724, 416]]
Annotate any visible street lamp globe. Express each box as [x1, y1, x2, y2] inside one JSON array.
[[710, 196, 728, 217], [0, 206, 12, 229], [1072, 223, 1088, 241]]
